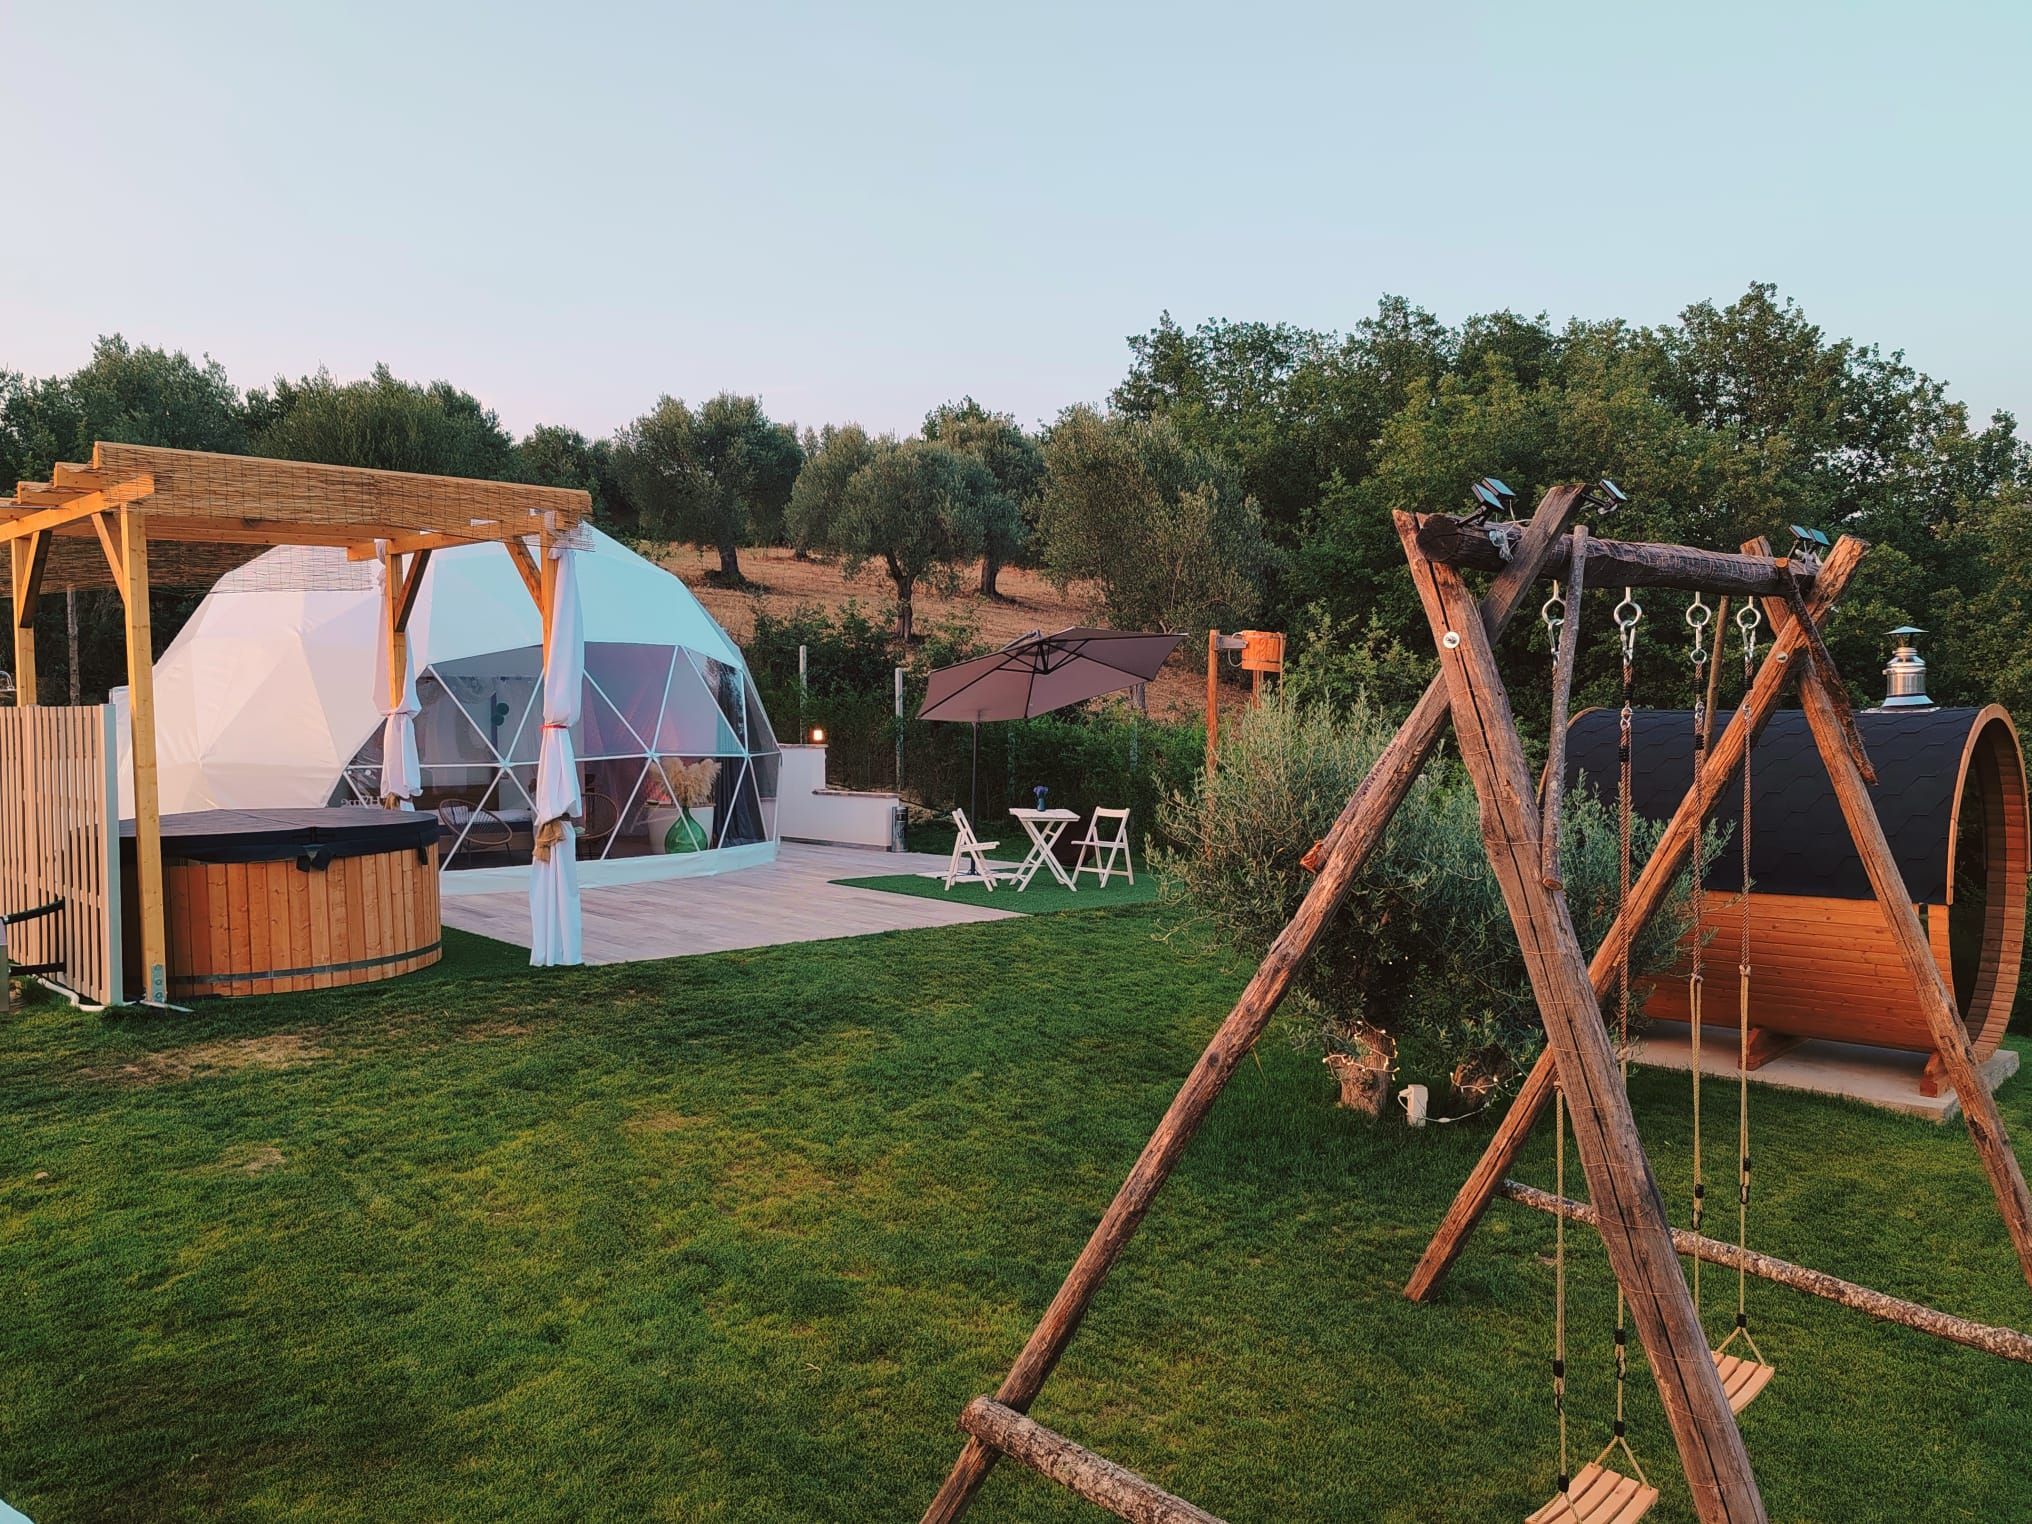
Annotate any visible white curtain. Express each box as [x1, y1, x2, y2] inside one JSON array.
[[375, 548, 422, 808], [528, 539, 584, 966]]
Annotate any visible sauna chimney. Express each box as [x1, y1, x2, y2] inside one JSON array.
[[1881, 626, 1933, 709]]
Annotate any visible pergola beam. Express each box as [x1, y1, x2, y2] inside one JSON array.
[[344, 528, 504, 561], [0, 476, 155, 543], [505, 537, 543, 609], [392, 549, 430, 633], [51, 461, 129, 490], [89, 513, 126, 586], [8, 539, 39, 705]]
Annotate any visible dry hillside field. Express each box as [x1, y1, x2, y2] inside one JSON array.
[[659, 545, 1231, 720]]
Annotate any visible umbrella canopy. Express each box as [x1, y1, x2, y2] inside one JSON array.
[[919, 627, 1183, 722]]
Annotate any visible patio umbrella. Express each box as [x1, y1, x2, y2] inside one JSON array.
[[918, 626, 1184, 820]]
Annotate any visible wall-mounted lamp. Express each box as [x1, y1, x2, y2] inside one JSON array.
[[808, 726, 827, 744]]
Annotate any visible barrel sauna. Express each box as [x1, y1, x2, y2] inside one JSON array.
[[1565, 705, 2028, 1089], [122, 808, 441, 998]]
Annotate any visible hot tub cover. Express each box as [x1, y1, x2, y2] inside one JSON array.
[[121, 807, 439, 866]]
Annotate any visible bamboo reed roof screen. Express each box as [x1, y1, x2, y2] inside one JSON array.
[[3, 442, 593, 592]]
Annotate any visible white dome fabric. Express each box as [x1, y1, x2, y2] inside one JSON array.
[[129, 529, 780, 873]]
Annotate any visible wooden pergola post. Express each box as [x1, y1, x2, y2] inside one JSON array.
[[378, 545, 430, 809], [119, 508, 167, 1003]]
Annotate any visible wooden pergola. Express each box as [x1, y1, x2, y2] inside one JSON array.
[[2, 442, 592, 1003]]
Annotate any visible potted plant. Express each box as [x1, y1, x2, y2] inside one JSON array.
[[648, 758, 720, 853]]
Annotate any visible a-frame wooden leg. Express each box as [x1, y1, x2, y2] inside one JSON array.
[[1406, 533, 1868, 1302], [1398, 513, 1765, 1524], [1768, 595, 2032, 1291], [916, 486, 1588, 1524], [9, 533, 48, 706]]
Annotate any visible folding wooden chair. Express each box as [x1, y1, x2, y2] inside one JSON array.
[[944, 809, 1012, 891], [1072, 806, 1133, 888]]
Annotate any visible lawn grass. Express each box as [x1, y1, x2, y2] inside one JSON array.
[[835, 869, 1156, 914], [3, 913, 2031, 1521]]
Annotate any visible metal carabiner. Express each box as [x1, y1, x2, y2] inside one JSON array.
[[1736, 600, 1763, 671], [1613, 587, 1642, 665], [1686, 593, 1712, 668], [1541, 588, 1565, 647]]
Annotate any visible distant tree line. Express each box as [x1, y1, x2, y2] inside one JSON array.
[[5, 283, 2028, 727]]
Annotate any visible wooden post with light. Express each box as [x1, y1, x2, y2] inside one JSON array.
[[1204, 629, 1283, 780]]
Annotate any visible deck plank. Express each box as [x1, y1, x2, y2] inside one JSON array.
[[440, 844, 1023, 964]]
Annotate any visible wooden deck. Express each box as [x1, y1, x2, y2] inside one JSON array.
[[439, 842, 1017, 964], [1633, 1018, 2021, 1121]]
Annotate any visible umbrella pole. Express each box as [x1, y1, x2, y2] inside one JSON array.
[[971, 720, 979, 823]]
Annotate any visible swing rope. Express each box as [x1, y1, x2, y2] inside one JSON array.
[[1718, 602, 1770, 1372], [1608, 589, 1643, 1474], [1554, 1081, 1570, 1497], [1685, 593, 1715, 1318], [1534, 586, 1656, 1521]]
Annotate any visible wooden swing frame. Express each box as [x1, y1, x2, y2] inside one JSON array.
[[918, 483, 2032, 1524]]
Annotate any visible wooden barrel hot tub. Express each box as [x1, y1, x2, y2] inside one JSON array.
[[1566, 705, 2028, 1088], [122, 808, 441, 998]]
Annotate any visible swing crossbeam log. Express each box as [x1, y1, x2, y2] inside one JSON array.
[[1415, 514, 1820, 598], [955, 1400, 1228, 1524], [1499, 1180, 2032, 1366]]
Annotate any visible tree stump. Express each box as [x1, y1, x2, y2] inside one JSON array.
[[1325, 1025, 1396, 1115]]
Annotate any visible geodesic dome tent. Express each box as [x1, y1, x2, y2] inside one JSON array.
[[126, 527, 781, 874]]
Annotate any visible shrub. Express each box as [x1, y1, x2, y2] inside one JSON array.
[[1154, 694, 1702, 1094]]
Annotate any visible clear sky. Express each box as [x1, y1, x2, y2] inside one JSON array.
[[4, 0, 2026, 441]]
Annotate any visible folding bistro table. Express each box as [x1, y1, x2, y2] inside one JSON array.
[[1007, 807, 1081, 891]]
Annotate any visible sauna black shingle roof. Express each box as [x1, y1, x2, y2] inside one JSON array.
[[1563, 707, 1983, 902]]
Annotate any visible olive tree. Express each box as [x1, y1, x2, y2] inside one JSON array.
[[1037, 404, 1271, 637], [614, 393, 802, 584], [923, 398, 1044, 597], [1156, 694, 1699, 1113], [793, 433, 993, 642]]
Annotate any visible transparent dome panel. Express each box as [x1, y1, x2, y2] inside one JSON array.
[[657, 658, 743, 756]]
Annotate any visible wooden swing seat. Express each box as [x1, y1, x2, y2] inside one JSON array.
[[1711, 1349, 1774, 1414], [1524, 1462, 1658, 1523]]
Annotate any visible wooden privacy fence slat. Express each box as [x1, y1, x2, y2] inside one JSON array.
[[0, 704, 121, 1005]]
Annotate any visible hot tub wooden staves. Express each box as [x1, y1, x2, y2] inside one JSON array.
[[122, 807, 441, 998]]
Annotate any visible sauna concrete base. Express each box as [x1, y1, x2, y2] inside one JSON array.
[[1632, 1019, 2021, 1122]]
